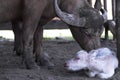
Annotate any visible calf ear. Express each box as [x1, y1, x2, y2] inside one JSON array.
[[77, 50, 88, 54], [89, 50, 96, 54], [76, 50, 88, 56]]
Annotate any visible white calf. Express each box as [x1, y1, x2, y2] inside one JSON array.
[[65, 47, 118, 79]]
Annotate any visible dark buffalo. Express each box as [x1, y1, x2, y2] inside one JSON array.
[[103, 20, 116, 40], [94, 0, 115, 40], [0, 0, 104, 69]]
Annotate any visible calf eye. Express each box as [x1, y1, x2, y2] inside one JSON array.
[[74, 57, 80, 60]]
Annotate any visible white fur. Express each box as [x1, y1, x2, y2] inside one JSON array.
[[65, 47, 118, 79]]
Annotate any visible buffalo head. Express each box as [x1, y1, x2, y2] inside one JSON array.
[[55, 0, 105, 51]]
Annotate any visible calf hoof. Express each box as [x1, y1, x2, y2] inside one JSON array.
[[36, 53, 54, 69]]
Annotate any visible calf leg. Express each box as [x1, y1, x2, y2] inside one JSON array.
[[97, 69, 114, 79], [12, 21, 23, 56], [86, 70, 98, 77]]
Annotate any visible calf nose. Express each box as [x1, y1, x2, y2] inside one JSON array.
[[64, 63, 68, 67]]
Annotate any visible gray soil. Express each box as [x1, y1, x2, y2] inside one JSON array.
[[0, 39, 120, 80]]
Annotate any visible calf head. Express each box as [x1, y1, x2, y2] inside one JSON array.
[[65, 50, 88, 71]]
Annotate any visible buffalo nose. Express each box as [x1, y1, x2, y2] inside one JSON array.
[[64, 63, 68, 67]]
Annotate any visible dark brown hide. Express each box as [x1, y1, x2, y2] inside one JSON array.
[[55, 0, 104, 51], [69, 27, 102, 51], [69, 8, 103, 51], [104, 20, 116, 40]]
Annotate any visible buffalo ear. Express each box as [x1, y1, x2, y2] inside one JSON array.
[[100, 8, 107, 22]]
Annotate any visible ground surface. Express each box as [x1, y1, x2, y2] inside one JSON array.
[[0, 39, 120, 80], [0, 20, 120, 80]]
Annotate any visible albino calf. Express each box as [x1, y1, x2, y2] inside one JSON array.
[[65, 48, 118, 79]]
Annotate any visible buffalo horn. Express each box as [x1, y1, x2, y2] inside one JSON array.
[[54, 0, 86, 27]]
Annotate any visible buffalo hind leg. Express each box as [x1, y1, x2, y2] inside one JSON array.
[[12, 21, 23, 56], [34, 20, 54, 69], [12, 20, 38, 69]]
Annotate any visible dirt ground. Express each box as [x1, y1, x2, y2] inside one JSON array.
[[0, 20, 120, 80], [0, 38, 120, 80]]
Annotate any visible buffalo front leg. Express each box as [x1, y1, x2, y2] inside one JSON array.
[[12, 21, 23, 56], [21, 0, 48, 69], [34, 21, 54, 68], [22, 21, 39, 69], [22, 13, 41, 69]]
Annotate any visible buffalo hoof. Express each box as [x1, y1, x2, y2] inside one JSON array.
[[23, 56, 40, 70], [23, 48, 40, 70], [36, 53, 54, 69], [13, 46, 23, 56], [26, 61, 40, 70]]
